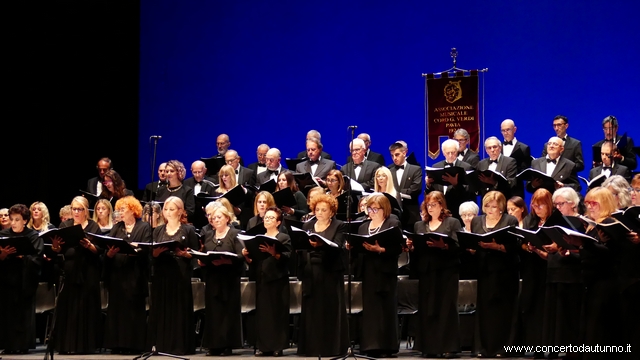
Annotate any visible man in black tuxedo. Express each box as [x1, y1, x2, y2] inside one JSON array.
[[453, 128, 480, 168], [388, 141, 423, 227], [256, 148, 286, 185], [476, 137, 518, 199], [224, 150, 255, 186], [527, 137, 580, 194], [183, 160, 216, 196], [500, 119, 531, 198], [541, 115, 584, 172], [589, 141, 630, 181], [345, 133, 386, 166], [86, 157, 112, 195], [425, 139, 475, 221], [143, 162, 167, 201], [295, 138, 336, 180], [340, 138, 381, 191], [247, 143, 269, 178], [296, 130, 332, 160], [592, 115, 637, 171], [215, 133, 244, 165]]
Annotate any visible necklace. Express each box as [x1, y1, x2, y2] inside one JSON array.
[[167, 184, 183, 193], [368, 223, 382, 235]]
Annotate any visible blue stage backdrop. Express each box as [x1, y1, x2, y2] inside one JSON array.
[[139, 0, 640, 197]]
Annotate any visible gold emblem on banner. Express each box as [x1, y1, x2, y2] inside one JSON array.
[[444, 80, 462, 103]]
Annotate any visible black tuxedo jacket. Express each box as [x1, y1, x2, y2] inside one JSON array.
[[458, 149, 480, 168], [236, 166, 255, 186], [589, 164, 630, 181], [425, 159, 475, 219], [503, 140, 532, 172], [340, 160, 381, 191], [527, 157, 580, 193], [86, 177, 101, 195], [476, 155, 518, 198], [183, 176, 217, 196], [247, 162, 267, 173], [593, 135, 637, 171], [389, 163, 423, 227], [143, 181, 167, 201], [297, 150, 332, 160], [347, 149, 386, 167], [542, 135, 585, 172], [295, 158, 336, 180], [256, 166, 287, 186]]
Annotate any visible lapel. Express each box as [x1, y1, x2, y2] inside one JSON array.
[[550, 158, 564, 178], [399, 164, 411, 189], [390, 166, 400, 190]]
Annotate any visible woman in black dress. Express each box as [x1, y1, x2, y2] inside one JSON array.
[[242, 207, 291, 356], [297, 194, 349, 356], [518, 189, 551, 355], [156, 160, 196, 221], [101, 169, 134, 208], [50, 196, 102, 354], [354, 193, 403, 357], [147, 196, 199, 355], [199, 203, 244, 356], [470, 191, 519, 358], [407, 191, 461, 358], [103, 196, 151, 354], [277, 171, 308, 220], [542, 187, 584, 358], [0, 204, 43, 354]]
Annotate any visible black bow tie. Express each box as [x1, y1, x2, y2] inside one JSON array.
[[603, 166, 612, 170], [235, 169, 239, 174], [488, 159, 498, 164], [546, 158, 557, 164], [195, 181, 202, 185], [257, 163, 266, 168], [561, 137, 567, 142], [397, 165, 405, 170], [269, 169, 279, 175], [503, 140, 513, 146], [354, 163, 362, 168], [444, 162, 454, 167], [458, 151, 465, 156], [309, 159, 319, 165]]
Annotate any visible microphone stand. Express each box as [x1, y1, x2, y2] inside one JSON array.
[[43, 275, 64, 360], [332, 126, 376, 360]]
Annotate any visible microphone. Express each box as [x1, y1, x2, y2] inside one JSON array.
[[347, 125, 358, 130], [150, 135, 162, 139]]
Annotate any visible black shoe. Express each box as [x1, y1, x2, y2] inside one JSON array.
[[443, 353, 459, 359], [255, 349, 264, 357], [273, 350, 283, 357]]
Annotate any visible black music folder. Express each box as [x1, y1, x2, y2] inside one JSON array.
[[135, 240, 185, 251], [244, 223, 267, 236], [402, 230, 457, 251], [236, 233, 289, 261], [508, 227, 552, 249], [611, 206, 640, 232], [200, 156, 226, 176], [272, 187, 298, 208], [468, 169, 510, 189], [0, 236, 39, 255], [41, 225, 86, 250], [86, 232, 139, 255], [346, 226, 403, 252], [456, 226, 517, 251], [79, 189, 100, 208], [424, 166, 470, 186], [288, 226, 339, 250], [285, 158, 307, 170], [188, 249, 240, 262], [244, 178, 277, 194], [195, 185, 246, 208], [293, 172, 320, 190], [283, 218, 309, 233], [578, 174, 607, 190], [538, 226, 597, 250], [517, 168, 557, 193], [544, 211, 586, 232]]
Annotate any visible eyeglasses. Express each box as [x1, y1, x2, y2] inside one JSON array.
[[367, 207, 381, 214], [226, 158, 238, 164], [553, 201, 572, 208], [326, 178, 338, 183], [630, 188, 640, 193], [454, 138, 467, 143], [532, 204, 546, 209], [552, 122, 567, 128], [116, 207, 127, 213], [425, 203, 440, 208], [584, 201, 600, 207], [460, 213, 475, 219], [264, 216, 277, 220], [351, 148, 364, 153], [71, 207, 85, 212]]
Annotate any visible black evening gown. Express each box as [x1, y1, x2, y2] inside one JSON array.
[[0, 227, 43, 352], [156, 185, 196, 221], [147, 224, 199, 355], [297, 218, 350, 356], [103, 220, 151, 352], [248, 232, 291, 353], [471, 214, 520, 357], [357, 217, 403, 355], [200, 227, 244, 353], [54, 219, 103, 354], [514, 214, 548, 348], [579, 219, 624, 360], [412, 217, 461, 355]]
